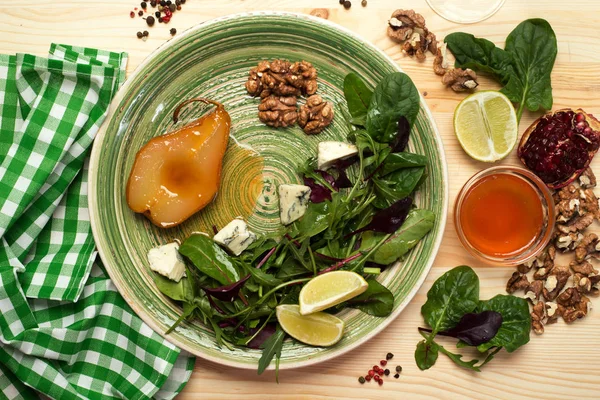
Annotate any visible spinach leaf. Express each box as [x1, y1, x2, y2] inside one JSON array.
[[421, 311, 503, 346], [370, 209, 435, 265], [501, 19, 557, 120], [415, 340, 439, 370], [444, 32, 514, 82], [345, 279, 394, 317], [372, 167, 425, 209], [477, 295, 531, 353], [343, 73, 373, 126], [179, 234, 241, 285], [293, 201, 330, 237], [257, 326, 285, 375], [366, 72, 420, 143], [153, 273, 188, 302], [378, 152, 428, 176], [420, 266, 479, 334]]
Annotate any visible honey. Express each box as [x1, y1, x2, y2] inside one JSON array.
[[459, 173, 544, 257]]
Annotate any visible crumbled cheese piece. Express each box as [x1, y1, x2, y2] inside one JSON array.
[[147, 242, 186, 282], [213, 218, 257, 256], [278, 184, 311, 225], [317, 141, 358, 170]]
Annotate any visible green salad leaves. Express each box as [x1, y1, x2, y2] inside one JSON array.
[[445, 18, 557, 122], [152, 71, 436, 380], [416, 266, 531, 371]]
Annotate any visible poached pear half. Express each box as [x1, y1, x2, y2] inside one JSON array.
[[126, 99, 231, 228]]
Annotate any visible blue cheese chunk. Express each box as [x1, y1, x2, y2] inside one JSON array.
[[279, 184, 311, 225], [317, 141, 359, 170], [147, 242, 186, 282], [213, 218, 257, 256]]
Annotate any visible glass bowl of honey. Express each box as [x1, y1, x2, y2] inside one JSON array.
[[454, 166, 555, 265]]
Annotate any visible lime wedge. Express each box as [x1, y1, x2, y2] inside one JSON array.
[[276, 305, 345, 347], [454, 91, 518, 162], [299, 271, 368, 315]]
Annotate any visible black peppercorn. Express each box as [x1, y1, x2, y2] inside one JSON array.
[[155, 11, 160, 17], [343, 1, 351, 9], [136, 31, 143, 38], [180, 0, 186, 3], [358, 376, 365, 384], [169, 4, 176, 12], [143, 30, 149, 37], [160, 0, 166, 6], [141, 1, 147, 8], [138, 10, 144, 16], [395, 365, 402, 373], [158, 17, 163, 23], [386, 353, 394, 360], [150, 0, 157, 6], [170, 28, 177, 35], [175, 0, 181, 5], [384, 369, 390, 376], [146, 16, 155, 26], [394, 373, 400, 379], [166, 0, 172, 5], [361, 0, 367, 6]]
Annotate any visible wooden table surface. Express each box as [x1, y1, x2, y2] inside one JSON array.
[[5, 0, 600, 398]]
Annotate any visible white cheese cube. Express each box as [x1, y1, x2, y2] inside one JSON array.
[[279, 184, 311, 225], [147, 242, 186, 282], [317, 141, 358, 170], [213, 218, 257, 256]]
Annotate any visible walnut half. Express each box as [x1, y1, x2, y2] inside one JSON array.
[[298, 95, 334, 135]]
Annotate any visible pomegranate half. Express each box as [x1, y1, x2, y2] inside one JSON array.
[[518, 109, 600, 189]]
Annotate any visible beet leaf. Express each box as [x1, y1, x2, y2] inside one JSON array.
[[420, 311, 503, 346], [203, 274, 250, 302], [346, 197, 413, 237], [391, 116, 411, 152], [303, 177, 332, 203]]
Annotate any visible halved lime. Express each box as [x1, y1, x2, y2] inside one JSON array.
[[276, 305, 345, 347], [299, 271, 368, 315], [454, 91, 518, 162]]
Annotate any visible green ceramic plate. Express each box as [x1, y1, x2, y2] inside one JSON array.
[[89, 12, 448, 370]]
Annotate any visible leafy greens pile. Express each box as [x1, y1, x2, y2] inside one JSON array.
[[153, 71, 436, 378], [444, 18, 557, 122], [416, 266, 531, 371]]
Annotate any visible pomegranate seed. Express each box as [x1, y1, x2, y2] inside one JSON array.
[[380, 360, 387, 366], [373, 365, 378, 370], [365, 375, 372, 382], [374, 375, 380, 382], [576, 113, 585, 123], [378, 380, 383, 386], [368, 370, 374, 377]]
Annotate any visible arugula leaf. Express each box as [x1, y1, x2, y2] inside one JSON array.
[[444, 32, 514, 82], [257, 327, 285, 375], [421, 266, 479, 334], [179, 234, 241, 285], [437, 346, 481, 372], [415, 340, 439, 370], [343, 73, 373, 126], [345, 279, 394, 317], [242, 263, 283, 287], [501, 19, 557, 120], [366, 72, 420, 143], [477, 295, 531, 353], [370, 209, 435, 265]]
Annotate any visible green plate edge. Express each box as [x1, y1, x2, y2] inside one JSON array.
[[88, 11, 449, 370]]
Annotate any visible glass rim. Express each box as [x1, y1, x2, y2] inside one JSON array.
[[454, 165, 556, 266]]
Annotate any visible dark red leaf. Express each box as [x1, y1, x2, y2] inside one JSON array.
[[420, 311, 503, 346], [203, 275, 250, 302], [346, 197, 413, 237], [303, 177, 332, 203], [391, 116, 411, 153], [247, 323, 277, 349]]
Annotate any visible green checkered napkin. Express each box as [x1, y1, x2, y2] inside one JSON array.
[[0, 45, 195, 399]]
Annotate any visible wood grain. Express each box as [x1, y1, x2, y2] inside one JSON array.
[[4, 1, 600, 398]]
